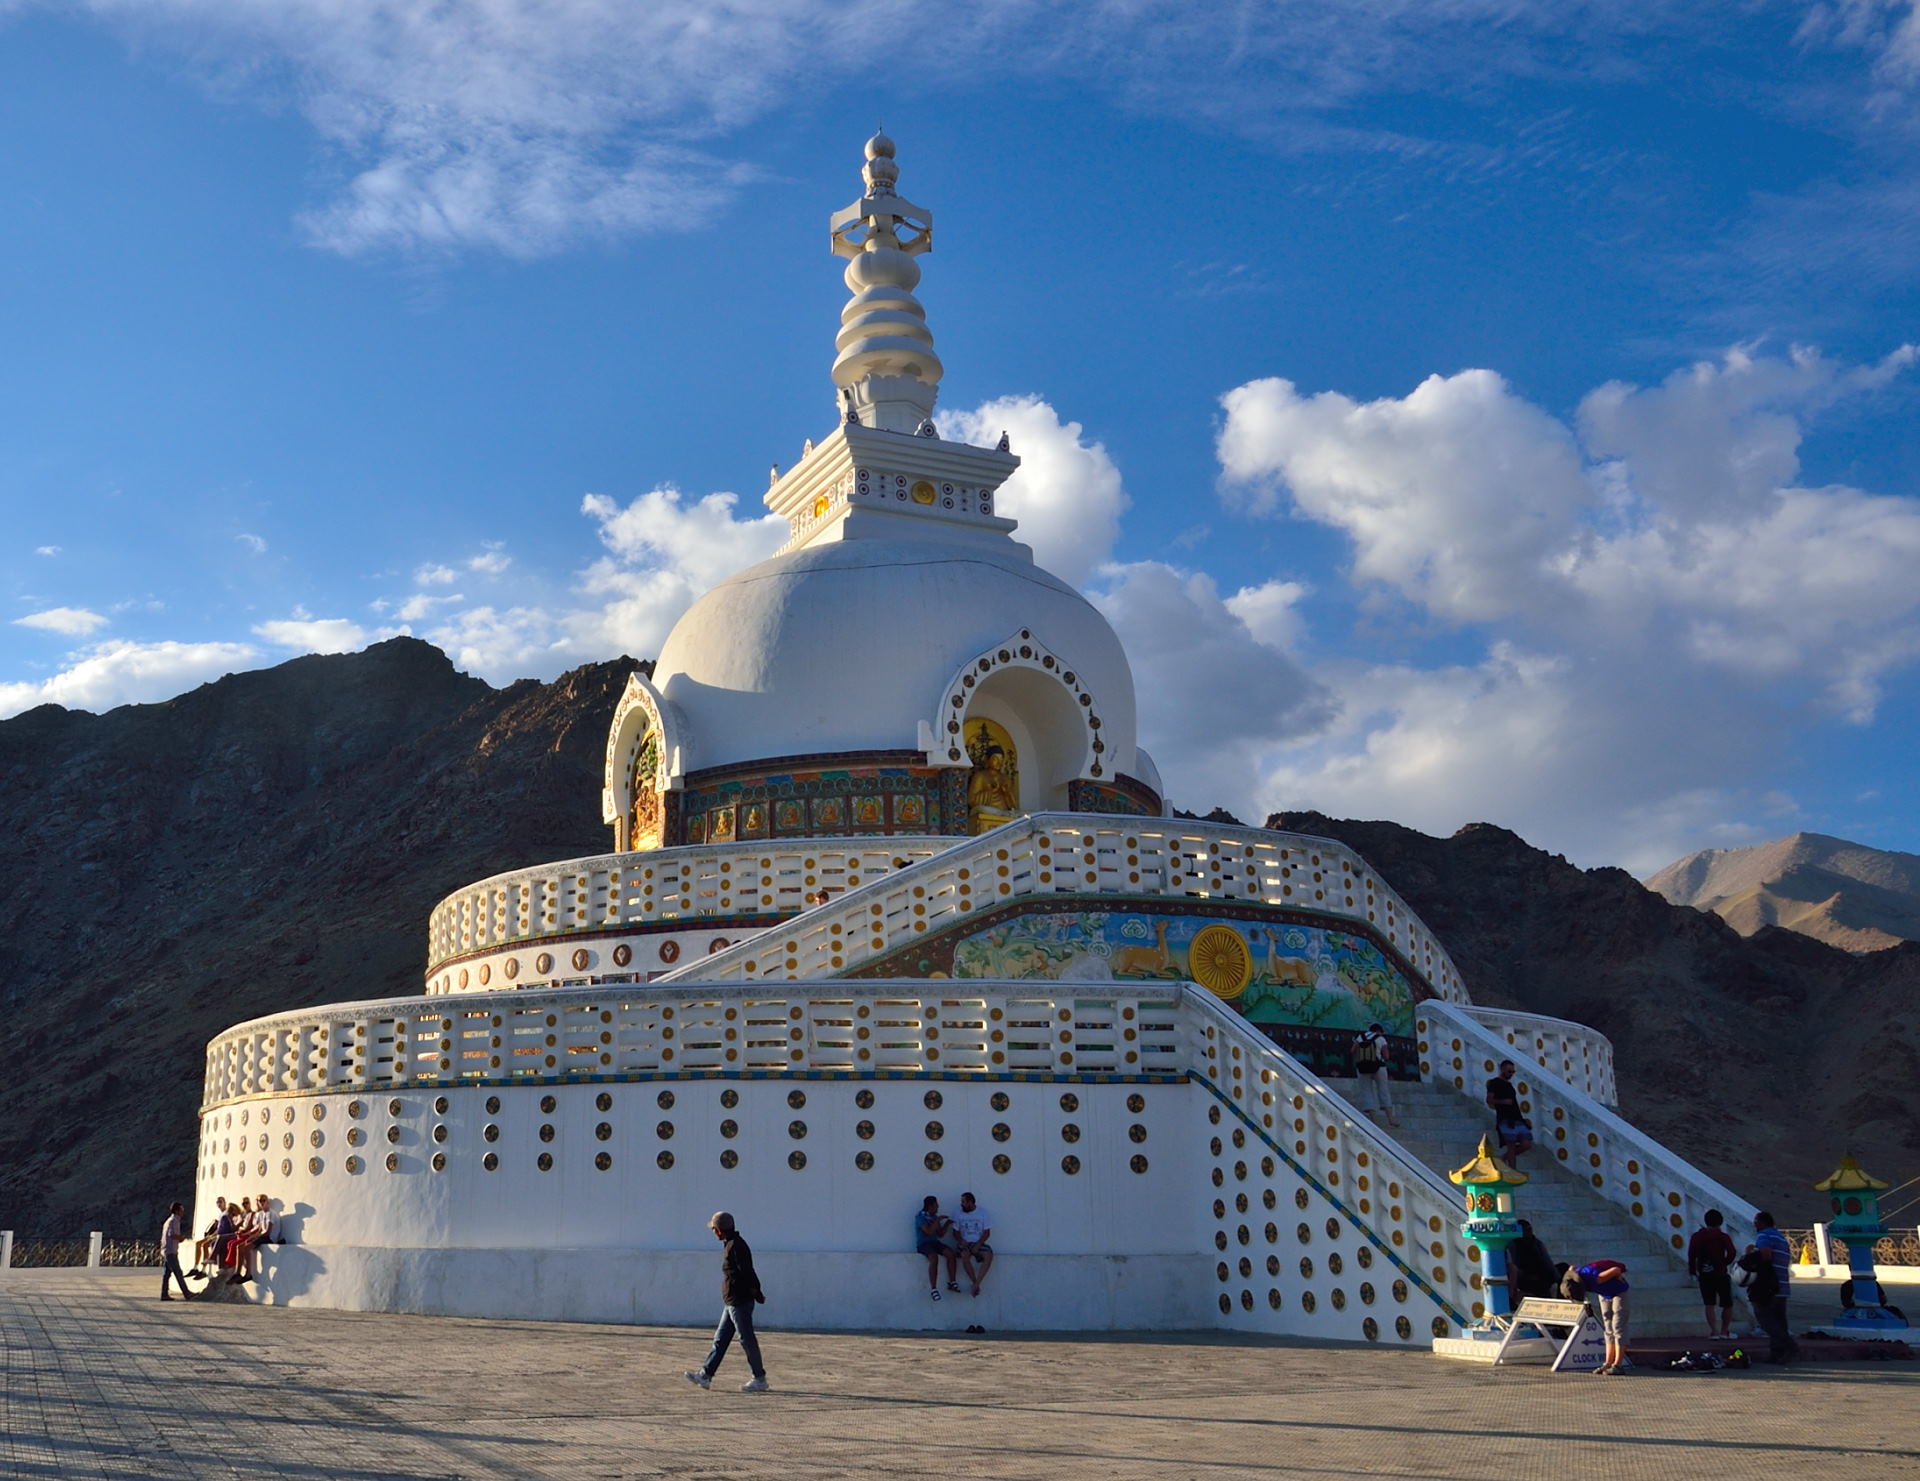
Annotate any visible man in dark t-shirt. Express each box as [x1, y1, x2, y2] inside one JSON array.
[[1486, 1061, 1520, 1121]]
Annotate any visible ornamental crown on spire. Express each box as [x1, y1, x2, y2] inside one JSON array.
[[828, 133, 944, 434]]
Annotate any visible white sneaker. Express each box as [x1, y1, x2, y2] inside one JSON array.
[[741, 1376, 769, 1392], [683, 1370, 711, 1389]]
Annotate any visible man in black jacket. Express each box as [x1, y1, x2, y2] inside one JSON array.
[[685, 1210, 769, 1392]]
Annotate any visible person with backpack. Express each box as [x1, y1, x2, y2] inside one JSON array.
[[1687, 1209, 1738, 1338], [1740, 1211, 1800, 1364], [1350, 1022, 1400, 1128]]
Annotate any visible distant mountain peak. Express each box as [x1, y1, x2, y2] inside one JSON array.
[[1645, 833, 1920, 954]]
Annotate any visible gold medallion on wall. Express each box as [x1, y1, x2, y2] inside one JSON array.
[[1188, 924, 1253, 1000]]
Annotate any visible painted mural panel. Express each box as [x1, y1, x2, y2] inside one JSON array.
[[946, 910, 1416, 1037]]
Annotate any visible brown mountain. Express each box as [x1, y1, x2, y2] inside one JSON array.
[[1645, 832, 1920, 953], [2, 641, 1910, 1235], [1269, 812, 1920, 1221], [0, 638, 633, 1237]]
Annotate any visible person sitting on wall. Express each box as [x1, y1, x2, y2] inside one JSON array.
[[233, 1193, 278, 1283], [188, 1196, 228, 1277], [950, 1191, 994, 1297], [210, 1199, 242, 1277], [1486, 1060, 1521, 1124], [916, 1196, 958, 1300], [1505, 1219, 1557, 1301], [1495, 1105, 1535, 1168]]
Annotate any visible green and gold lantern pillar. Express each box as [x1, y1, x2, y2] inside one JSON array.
[[1450, 1135, 1529, 1326], [1816, 1155, 1909, 1338]]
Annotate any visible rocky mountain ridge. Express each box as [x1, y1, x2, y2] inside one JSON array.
[[0, 640, 1909, 1233], [1645, 831, 1920, 953]]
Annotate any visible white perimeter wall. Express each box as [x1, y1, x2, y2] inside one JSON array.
[[197, 1073, 1460, 1343]]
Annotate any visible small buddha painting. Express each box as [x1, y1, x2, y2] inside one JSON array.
[[965, 718, 1020, 834], [628, 732, 663, 852]]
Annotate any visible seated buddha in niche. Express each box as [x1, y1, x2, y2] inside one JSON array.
[[628, 732, 663, 851], [966, 718, 1020, 834]]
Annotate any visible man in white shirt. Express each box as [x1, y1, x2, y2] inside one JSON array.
[[160, 1202, 190, 1301], [950, 1191, 994, 1296]]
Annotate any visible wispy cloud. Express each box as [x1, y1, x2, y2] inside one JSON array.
[[55, 0, 1916, 259], [235, 532, 268, 555], [14, 606, 110, 636], [34, 545, 61, 557], [414, 562, 458, 586]]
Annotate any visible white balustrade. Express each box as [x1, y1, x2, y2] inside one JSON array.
[[200, 980, 1193, 1105], [1179, 990, 1481, 1328], [647, 813, 1470, 1003], [1420, 1001, 1752, 1260], [425, 839, 958, 970], [1461, 1005, 1617, 1106]]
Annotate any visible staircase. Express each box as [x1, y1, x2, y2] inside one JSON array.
[[1327, 1076, 1709, 1337]]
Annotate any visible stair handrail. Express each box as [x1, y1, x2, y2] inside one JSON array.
[[1178, 986, 1479, 1329], [1421, 1000, 1754, 1264]]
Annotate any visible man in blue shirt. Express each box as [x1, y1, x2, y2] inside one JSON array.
[[1751, 1211, 1800, 1364]]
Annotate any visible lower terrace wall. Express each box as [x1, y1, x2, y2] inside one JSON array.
[[196, 1068, 1463, 1342]]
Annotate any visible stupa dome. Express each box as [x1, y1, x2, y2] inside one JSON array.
[[653, 531, 1142, 790]]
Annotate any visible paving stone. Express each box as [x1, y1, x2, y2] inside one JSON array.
[[3, 1270, 1917, 1480]]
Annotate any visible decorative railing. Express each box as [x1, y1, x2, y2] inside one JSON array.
[[1461, 1005, 1617, 1106], [1786, 1227, 1920, 1269], [651, 812, 1470, 1003], [1182, 989, 1479, 1326], [425, 838, 958, 971], [1419, 1001, 1751, 1261], [200, 980, 1190, 1106]]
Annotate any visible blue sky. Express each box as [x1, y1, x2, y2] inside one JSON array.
[[3, 0, 1917, 872]]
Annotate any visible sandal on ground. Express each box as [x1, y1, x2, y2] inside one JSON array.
[[947, 1282, 960, 1293], [930, 1288, 941, 1300]]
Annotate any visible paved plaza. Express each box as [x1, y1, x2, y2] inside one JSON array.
[[2, 1270, 1916, 1481]]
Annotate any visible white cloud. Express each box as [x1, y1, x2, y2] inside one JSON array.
[[1090, 561, 1330, 816], [1224, 579, 1312, 656], [468, 545, 512, 575], [14, 606, 110, 636], [34, 545, 60, 557], [236, 532, 268, 554], [1218, 370, 1589, 623], [0, 639, 260, 719], [392, 592, 465, 623], [943, 396, 1128, 587], [253, 616, 371, 653], [414, 562, 458, 586], [1215, 343, 1920, 865]]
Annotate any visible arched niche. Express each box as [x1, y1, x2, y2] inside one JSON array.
[[601, 670, 687, 851], [927, 630, 1104, 833]]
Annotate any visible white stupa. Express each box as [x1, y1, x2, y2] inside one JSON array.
[[194, 137, 1757, 1346]]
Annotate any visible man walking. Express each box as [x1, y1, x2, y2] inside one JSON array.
[[160, 1202, 191, 1301], [685, 1211, 769, 1392]]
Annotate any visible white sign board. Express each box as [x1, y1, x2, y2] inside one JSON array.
[[1549, 1314, 1609, 1372]]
